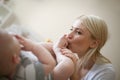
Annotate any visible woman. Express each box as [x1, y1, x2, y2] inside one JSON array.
[[63, 15, 116, 80]]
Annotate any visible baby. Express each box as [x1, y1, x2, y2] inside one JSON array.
[[15, 34, 78, 80], [0, 29, 55, 80]]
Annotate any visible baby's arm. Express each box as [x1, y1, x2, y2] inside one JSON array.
[[53, 35, 75, 80], [15, 35, 56, 76]]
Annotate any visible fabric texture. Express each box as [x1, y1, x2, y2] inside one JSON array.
[[0, 51, 53, 80], [82, 63, 115, 80], [13, 51, 45, 80]]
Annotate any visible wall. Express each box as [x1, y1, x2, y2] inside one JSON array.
[[9, 0, 120, 79]]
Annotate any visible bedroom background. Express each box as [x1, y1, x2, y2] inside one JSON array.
[[0, 0, 120, 80]]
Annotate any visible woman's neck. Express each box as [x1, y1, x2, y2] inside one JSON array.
[[79, 56, 96, 80]]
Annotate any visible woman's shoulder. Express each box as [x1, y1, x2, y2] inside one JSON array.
[[92, 63, 115, 72], [84, 61, 116, 80]]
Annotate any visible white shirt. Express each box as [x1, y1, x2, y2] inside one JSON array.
[[82, 63, 116, 80]]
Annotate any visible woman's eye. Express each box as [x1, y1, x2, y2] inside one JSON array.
[[70, 28, 73, 31], [76, 31, 82, 35]]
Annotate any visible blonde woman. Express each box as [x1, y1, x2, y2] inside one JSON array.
[[61, 15, 116, 80], [31, 15, 115, 80]]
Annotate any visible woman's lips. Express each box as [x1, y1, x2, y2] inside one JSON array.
[[67, 43, 70, 49]]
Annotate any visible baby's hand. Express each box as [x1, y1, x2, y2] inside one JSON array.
[[14, 34, 34, 51]]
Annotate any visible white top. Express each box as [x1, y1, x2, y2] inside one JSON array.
[[82, 63, 116, 80]]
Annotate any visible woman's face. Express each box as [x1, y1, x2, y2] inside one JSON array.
[[67, 19, 94, 57]]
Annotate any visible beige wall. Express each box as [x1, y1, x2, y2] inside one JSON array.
[[9, 0, 120, 80]]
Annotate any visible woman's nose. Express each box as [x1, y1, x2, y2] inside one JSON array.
[[67, 32, 73, 39]]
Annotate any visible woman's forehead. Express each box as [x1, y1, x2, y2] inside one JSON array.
[[72, 20, 87, 31], [72, 19, 82, 28], [72, 20, 90, 34]]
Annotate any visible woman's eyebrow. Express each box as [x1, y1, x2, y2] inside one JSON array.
[[71, 26, 73, 29], [71, 26, 85, 32], [76, 27, 85, 33], [72, 26, 83, 31]]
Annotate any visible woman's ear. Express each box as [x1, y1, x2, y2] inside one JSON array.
[[12, 54, 20, 64], [90, 39, 100, 48]]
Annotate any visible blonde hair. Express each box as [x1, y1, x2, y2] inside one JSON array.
[[77, 15, 108, 69]]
